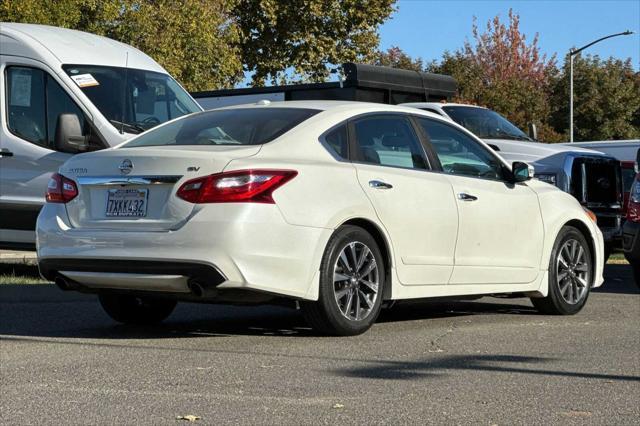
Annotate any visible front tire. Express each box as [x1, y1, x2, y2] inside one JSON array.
[[99, 294, 177, 325], [301, 225, 386, 336], [531, 226, 592, 315]]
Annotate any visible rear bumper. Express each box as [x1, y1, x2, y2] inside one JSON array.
[[36, 203, 331, 301]]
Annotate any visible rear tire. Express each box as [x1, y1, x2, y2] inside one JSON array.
[[531, 226, 592, 315], [301, 225, 386, 336], [99, 294, 177, 325]]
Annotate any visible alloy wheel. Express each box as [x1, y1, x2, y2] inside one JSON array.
[[556, 238, 590, 305], [333, 241, 380, 321]]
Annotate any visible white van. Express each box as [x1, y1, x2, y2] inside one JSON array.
[[0, 23, 202, 248]]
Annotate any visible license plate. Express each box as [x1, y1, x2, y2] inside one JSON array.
[[105, 188, 148, 217]]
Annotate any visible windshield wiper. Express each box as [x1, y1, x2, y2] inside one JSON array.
[[486, 129, 532, 142], [109, 119, 146, 134]]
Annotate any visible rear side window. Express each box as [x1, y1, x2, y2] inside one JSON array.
[[323, 124, 349, 159], [352, 115, 428, 170], [123, 108, 319, 148]]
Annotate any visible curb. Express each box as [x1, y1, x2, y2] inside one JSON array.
[[0, 284, 94, 303]]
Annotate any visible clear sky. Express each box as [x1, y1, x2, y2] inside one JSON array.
[[379, 0, 640, 70]]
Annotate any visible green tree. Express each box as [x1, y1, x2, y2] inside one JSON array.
[[0, 0, 243, 91], [550, 55, 640, 141], [2, 0, 397, 89], [429, 10, 562, 142], [234, 0, 396, 85], [372, 46, 425, 72]]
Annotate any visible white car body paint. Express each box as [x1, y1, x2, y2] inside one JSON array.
[[37, 101, 604, 305]]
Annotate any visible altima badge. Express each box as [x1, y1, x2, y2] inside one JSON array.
[[119, 159, 133, 174]]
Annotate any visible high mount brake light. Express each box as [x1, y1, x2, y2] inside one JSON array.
[[46, 173, 78, 203], [177, 170, 297, 204]]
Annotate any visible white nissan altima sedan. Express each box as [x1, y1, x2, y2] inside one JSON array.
[[36, 101, 605, 335]]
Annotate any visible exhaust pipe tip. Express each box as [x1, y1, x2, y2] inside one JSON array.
[[188, 280, 204, 297], [54, 276, 72, 291], [188, 279, 217, 299]]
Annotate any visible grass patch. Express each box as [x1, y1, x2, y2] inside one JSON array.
[[607, 253, 628, 265], [0, 273, 51, 285]]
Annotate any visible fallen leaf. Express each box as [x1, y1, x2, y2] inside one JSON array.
[[176, 415, 201, 422]]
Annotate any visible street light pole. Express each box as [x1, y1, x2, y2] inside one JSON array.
[[569, 30, 634, 142]]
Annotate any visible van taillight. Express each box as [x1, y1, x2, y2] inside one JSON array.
[[46, 173, 78, 203], [176, 169, 297, 204]]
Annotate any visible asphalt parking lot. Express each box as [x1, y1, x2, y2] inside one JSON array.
[[1, 264, 638, 425]]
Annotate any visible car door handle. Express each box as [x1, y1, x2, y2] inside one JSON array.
[[458, 192, 478, 201], [369, 180, 393, 189], [0, 149, 13, 157]]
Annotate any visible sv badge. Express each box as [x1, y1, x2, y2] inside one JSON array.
[[187, 166, 201, 172]]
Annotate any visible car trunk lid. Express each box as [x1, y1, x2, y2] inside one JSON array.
[[61, 146, 260, 231]]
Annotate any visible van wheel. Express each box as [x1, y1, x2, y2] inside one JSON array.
[[531, 226, 592, 315], [301, 225, 385, 336], [99, 294, 177, 325]]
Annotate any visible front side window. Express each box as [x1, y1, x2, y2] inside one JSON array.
[[6, 67, 46, 145], [63, 65, 201, 134], [123, 108, 319, 148], [6, 66, 96, 151], [352, 115, 428, 170], [417, 118, 505, 180]]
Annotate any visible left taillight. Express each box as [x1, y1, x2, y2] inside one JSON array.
[[46, 173, 78, 203], [177, 169, 297, 204]]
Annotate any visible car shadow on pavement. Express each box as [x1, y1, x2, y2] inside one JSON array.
[[0, 287, 540, 340], [331, 353, 640, 383], [593, 264, 639, 294]]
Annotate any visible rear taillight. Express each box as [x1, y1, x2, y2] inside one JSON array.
[[46, 173, 78, 203], [177, 169, 297, 204], [627, 178, 640, 222]]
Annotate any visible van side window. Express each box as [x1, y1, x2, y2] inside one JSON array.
[[6, 67, 46, 145], [6, 66, 92, 151]]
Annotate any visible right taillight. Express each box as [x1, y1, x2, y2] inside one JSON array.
[[627, 177, 640, 222], [177, 169, 297, 204], [46, 173, 78, 203]]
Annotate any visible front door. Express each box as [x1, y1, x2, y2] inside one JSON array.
[[415, 117, 544, 285], [0, 61, 95, 246]]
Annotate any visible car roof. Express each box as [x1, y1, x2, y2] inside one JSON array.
[[400, 102, 488, 110], [0, 22, 165, 73]]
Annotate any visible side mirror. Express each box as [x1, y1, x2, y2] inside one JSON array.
[[527, 122, 538, 141], [635, 148, 640, 173], [512, 161, 534, 183], [54, 114, 88, 154]]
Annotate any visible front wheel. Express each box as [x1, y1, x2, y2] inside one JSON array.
[[99, 294, 177, 325], [531, 226, 592, 315], [301, 225, 386, 336]]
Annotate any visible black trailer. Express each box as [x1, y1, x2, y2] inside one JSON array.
[[191, 63, 457, 109]]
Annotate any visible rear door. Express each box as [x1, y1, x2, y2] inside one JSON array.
[[416, 117, 544, 285], [350, 114, 458, 286]]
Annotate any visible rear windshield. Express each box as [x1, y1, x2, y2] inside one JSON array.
[[122, 108, 320, 148]]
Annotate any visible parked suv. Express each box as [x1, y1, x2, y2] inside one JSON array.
[[0, 23, 202, 248], [401, 102, 624, 259]]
